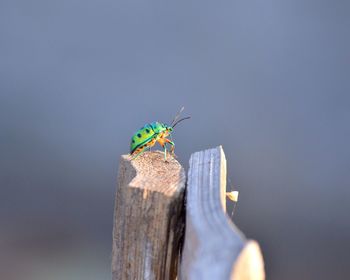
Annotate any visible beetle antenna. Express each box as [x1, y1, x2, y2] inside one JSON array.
[[171, 106, 185, 126], [172, 116, 191, 128]]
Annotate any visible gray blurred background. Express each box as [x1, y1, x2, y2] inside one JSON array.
[[1, 0, 349, 279]]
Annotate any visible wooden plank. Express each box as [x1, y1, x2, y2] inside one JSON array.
[[112, 151, 186, 280], [180, 146, 265, 280]]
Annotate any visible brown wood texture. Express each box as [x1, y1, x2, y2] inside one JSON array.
[[112, 151, 186, 280], [180, 146, 265, 280]]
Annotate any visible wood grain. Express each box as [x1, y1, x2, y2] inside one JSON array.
[[112, 151, 185, 280], [180, 146, 265, 280]]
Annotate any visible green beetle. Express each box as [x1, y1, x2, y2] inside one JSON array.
[[130, 107, 190, 160]]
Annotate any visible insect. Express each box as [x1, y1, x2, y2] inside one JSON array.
[[130, 107, 190, 161]]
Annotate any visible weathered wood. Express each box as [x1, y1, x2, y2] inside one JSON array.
[[180, 146, 265, 280], [112, 151, 186, 280]]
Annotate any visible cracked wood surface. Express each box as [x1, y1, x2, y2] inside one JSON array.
[[112, 151, 185, 280]]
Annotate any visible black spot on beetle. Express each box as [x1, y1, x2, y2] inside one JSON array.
[[132, 139, 135, 143], [146, 129, 150, 133], [137, 133, 142, 138]]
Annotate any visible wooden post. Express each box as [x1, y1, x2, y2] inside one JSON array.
[[112, 151, 185, 280], [180, 146, 265, 280]]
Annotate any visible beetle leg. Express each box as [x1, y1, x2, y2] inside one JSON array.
[[157, 138, 168, 161], [131, 149, 146, 160], [130, 145, 148, 160], [164, 138, 175, 156], [164, 144, 167, 161], [158, 143, 167, 161]]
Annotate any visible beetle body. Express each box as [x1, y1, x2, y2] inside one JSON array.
[[130, 122, 174, 158], [129, 108, 190, 161]]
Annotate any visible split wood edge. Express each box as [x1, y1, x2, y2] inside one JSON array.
[[180, 146, 265, 280]]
